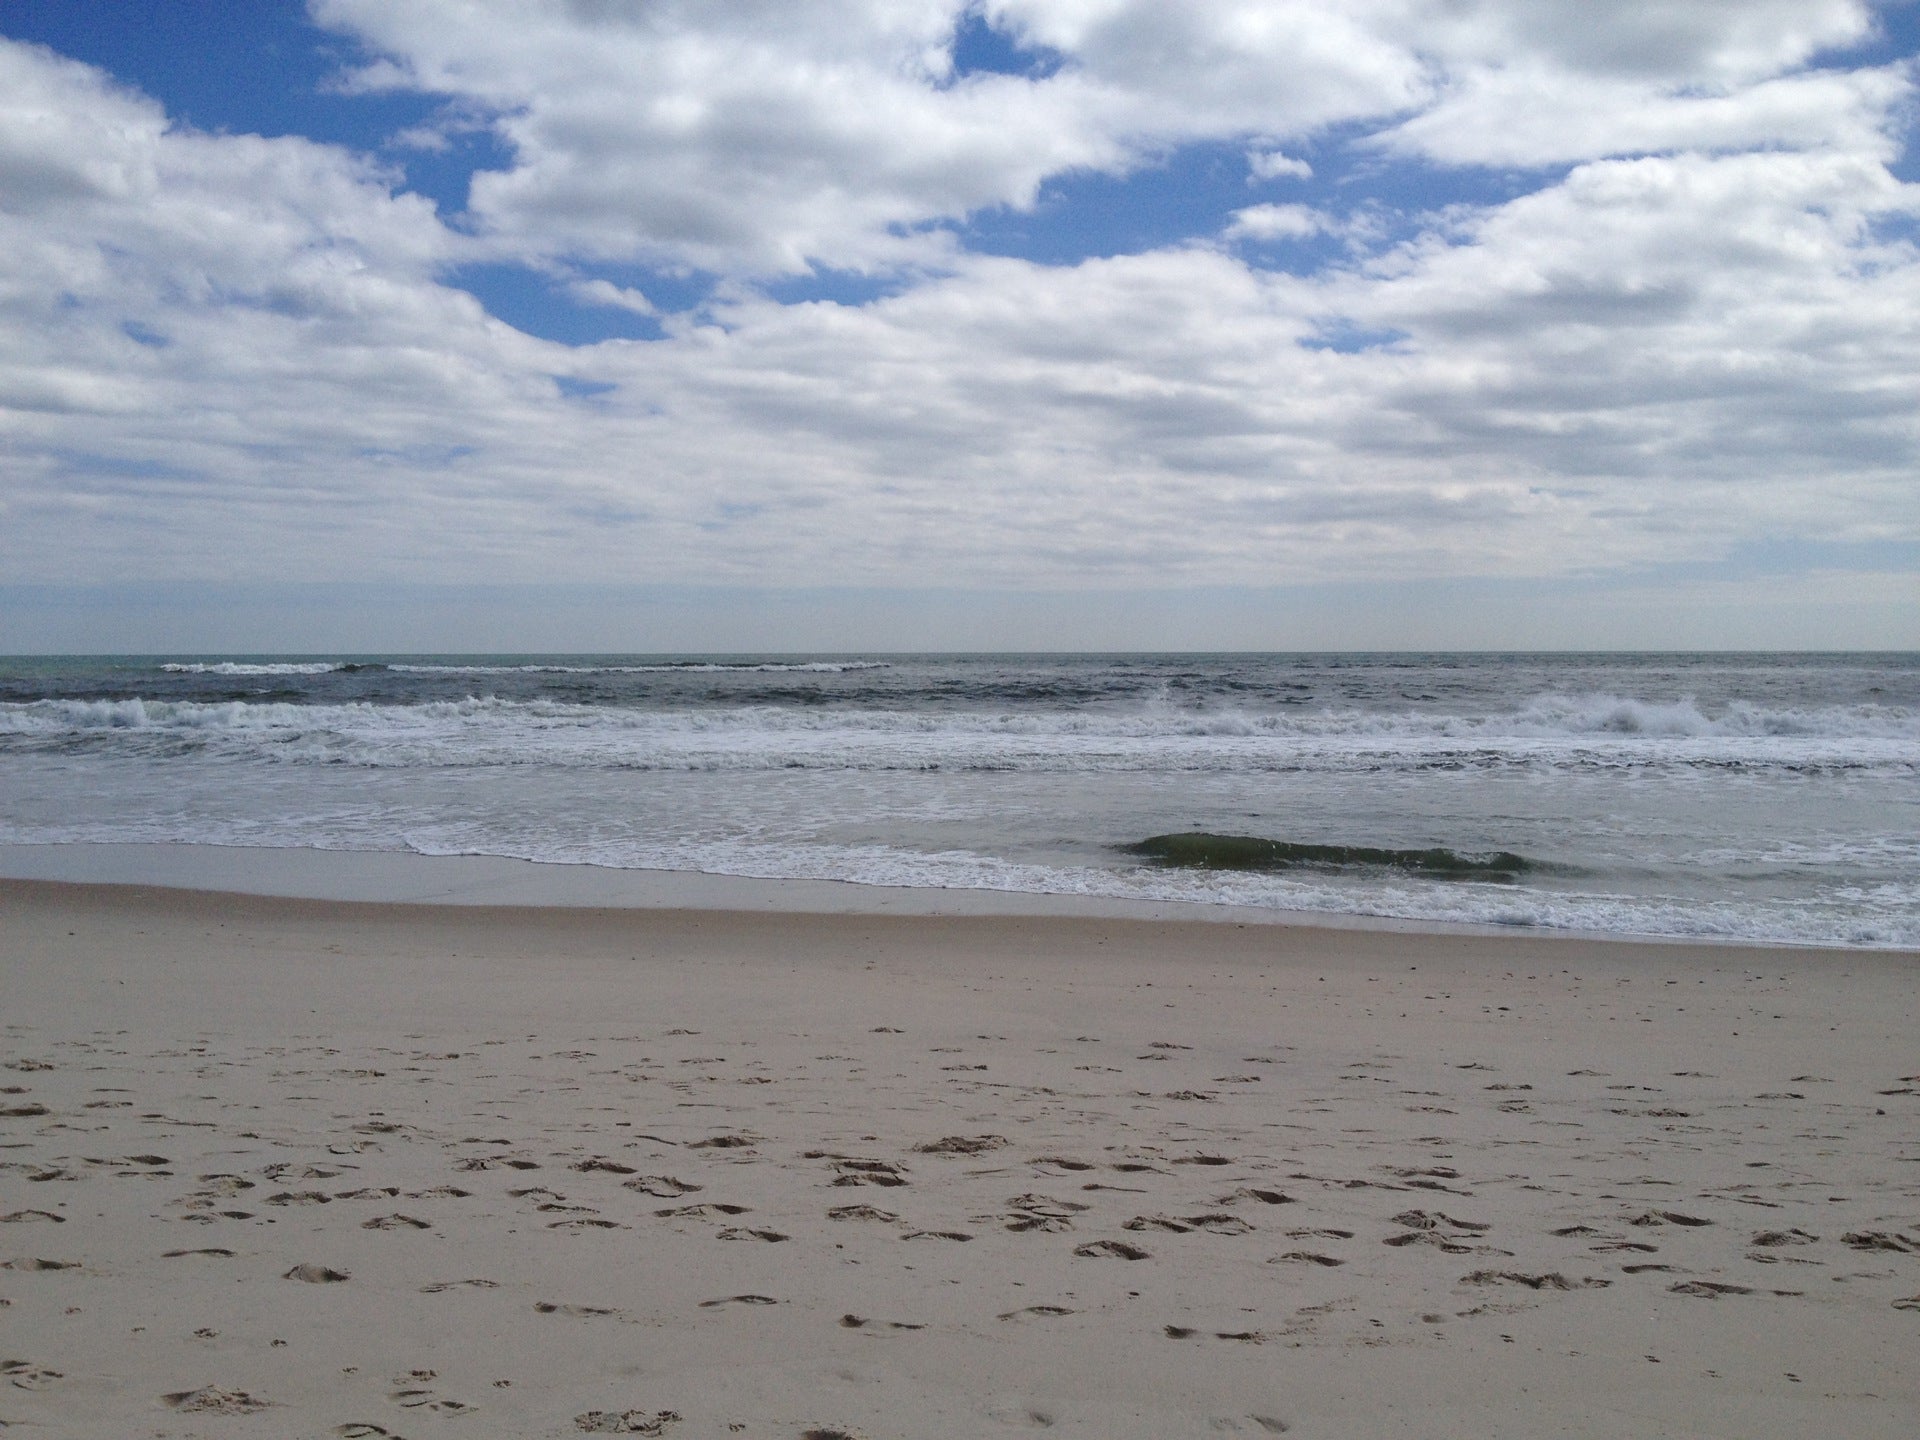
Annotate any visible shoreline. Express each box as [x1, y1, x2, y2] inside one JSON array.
[[2, 840, 1900, 953]]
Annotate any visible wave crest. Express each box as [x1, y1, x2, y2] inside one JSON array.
[[1127, 832, 1535, 879]]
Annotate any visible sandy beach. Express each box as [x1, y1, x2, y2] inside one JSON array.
[[2, 874, 1916, 1438]]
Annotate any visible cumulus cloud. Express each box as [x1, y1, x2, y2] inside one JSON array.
[[302, 1, 1906, 273], [310, 0, 1430, 274], [570, 279, 657, 316], [1379, 60, 1912, 168], [0, 5, 1916, 612], [1247, 149, 1312, 182], [1225, 203, 1331, 241]]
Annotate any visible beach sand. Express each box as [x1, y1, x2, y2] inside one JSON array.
[[2, 876, 1915, 1438]]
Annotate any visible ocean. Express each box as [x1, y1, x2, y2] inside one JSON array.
[[2, 652, 1915, 948]]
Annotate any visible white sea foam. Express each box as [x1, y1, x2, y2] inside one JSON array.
[[3, 815, 1908, 947], [385, 661, 891, 674], [4, 693, 1913, 771], [160, 661, 349, 676]]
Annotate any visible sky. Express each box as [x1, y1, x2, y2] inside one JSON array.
[[1, 0, 1916, 653]]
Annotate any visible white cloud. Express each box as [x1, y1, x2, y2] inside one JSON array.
[[1396, 0, 1876, 85], [1247, 148, 1312, 181], [1225, 203, 1329, 240], [1379, 61, 1912, 168], [570, 279, 657, 316], [298, 2, 1906, 275], [1, 9, 1916, 621], [311, 0, 1429, 274]]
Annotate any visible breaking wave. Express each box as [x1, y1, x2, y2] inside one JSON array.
[[2, 692, 1913, 780], [385, 661, 891, 675], [159, 661, 377, 676], [1126, 832, 1536, 879]]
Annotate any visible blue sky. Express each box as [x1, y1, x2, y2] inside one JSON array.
[[1, 1, 1916, 649]]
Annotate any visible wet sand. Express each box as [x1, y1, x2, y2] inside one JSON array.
[[2, 877, 1915, 1437]]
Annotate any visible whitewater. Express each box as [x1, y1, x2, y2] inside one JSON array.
[[3, 652, 1915, 947]]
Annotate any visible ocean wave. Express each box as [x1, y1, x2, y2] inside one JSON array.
[[159, 661, 376, 676], [1126, 832, 1536, 879], [3, 693, 1913, 778], [385, 661, 891, 675]]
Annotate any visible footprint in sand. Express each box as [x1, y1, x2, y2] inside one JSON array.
[[839, 1314, 925, 1331], [827, 1204, 899, 1223], [1126, 1215, 1198, 1234], [1074, 1240, 1150, 1260], [285, 1263, 350, 1283], [1004, 1214, 1073, 1234], [1383, 1231, 1486, 1254], [1461, 1269, 1609, 1291], [1126, 1213, 1253, 1236], [686, 1133, 761, 1150], [1007, 1195, 1089, 1221], [697, 1294, 778, 1308], [626, 1175, 702, 1198], [389, 1371, 474, 1415], [1842, 1230, 1920, 1254], [3, 1360, 63, 1391], [333, 1425, 402, 1438], [1394, 1208, 1490, 1233], [1751, 1229, 1819, 1248], [997, 1305, 1074, 1321], [654, 1203, 751, 1219], [164, 1385, 271, 1414], [1667, 1280, 1757, 1299], [1217, 1188, 1293, 1207], [828, 1160, 908, 1188], [362, 1214, 432, 1231], [263, 1163, 345, 1183], [716, 1227, 789, 1242], [574, 1409, 681, 1434], [915, 1135, 1006, 1156], [420, 1278, 499, 1293], [2, 1257, 80, 1271], [0, 1210, 66, 1224], [535, 1301, 622, 1317]]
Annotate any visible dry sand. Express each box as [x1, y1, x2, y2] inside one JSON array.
[[1, 878, 1915, 1438]]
